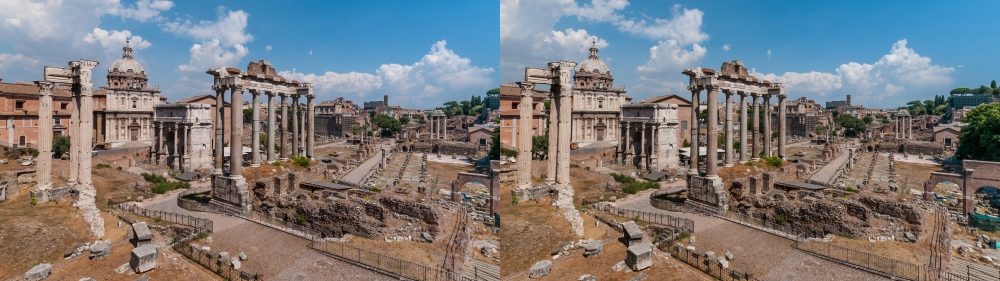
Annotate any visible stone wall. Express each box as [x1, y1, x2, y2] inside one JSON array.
[[437, 141, 479, 155], [94, 147, 151, 170], [378, 196, 438, 225], [899, 141, 944, 156], [856, 196, 922, 225]]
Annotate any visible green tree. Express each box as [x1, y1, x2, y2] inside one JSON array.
[[862, 115, 874, 124], [906, 100, 924, 115], [992, 80, 997, 89], [53, 135, 70, 158], [956, 103, 1000, 161], [399, 116, 410, 125], [951, 88, 974, 95], [834, 114, 865, 138], [372, 114, 402, 137], [243, 108, 253, 124], [976, 85, 994, 96], [531, 134, 548, 159], [489, 127, 500, 159]]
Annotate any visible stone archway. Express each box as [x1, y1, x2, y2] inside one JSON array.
[[595, 122, 607, 141]]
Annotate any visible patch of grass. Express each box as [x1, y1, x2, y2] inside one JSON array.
[[195, 232, 209, 240], [151, 181, 190, 194], [776, 214, 787, 225], [610, 173, 636, 184], [622, 181, 658, 194], [844, 186, 858, 193], [94, 163, 111, 169], [676, 231, 691, 241], [296, 214, 307, 225], [30, 192, 36, 206], [764, 156, 783, 168], [141, 172, 167, 184], [569, 163, 580, 168]]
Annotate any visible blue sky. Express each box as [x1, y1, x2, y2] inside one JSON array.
[[0, 0, 499, 109], [501, 0, 1000, 108]]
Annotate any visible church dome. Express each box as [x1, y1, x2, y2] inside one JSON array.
[[576, 42, 610, 75], [110, 41, 144, 73]]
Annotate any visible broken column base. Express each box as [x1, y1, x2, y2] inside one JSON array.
[[32, 184, 75, 204], [685, 175, 728, 216], [210, 175, 252, 216], [627, 242, 653, 271]]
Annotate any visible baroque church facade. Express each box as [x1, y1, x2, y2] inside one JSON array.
[[571, 43, 629, 144], [95, 42, 164, 148]]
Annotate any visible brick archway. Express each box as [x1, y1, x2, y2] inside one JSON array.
[[924, 160, 1000, 215]]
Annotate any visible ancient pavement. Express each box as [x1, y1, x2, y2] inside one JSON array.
[[613, 189, 883, 280], [141, 191, 392, 280], [808, 146, 851, 184], [342, 140, 393, 185]]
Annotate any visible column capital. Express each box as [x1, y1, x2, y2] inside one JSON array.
[[517, 82, 535, 96], [737, 91, 748, 98], [265, 91, 275, 98], [34, 81, 55, 95], [230, 85, 245, 93]]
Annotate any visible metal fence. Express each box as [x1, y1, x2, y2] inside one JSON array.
[[588, 203, 695, 236], [796, 240, 986, 281], [114, 203, 213, 233], [310, 240, 481, 281], [666, 242, 762, 281], [172, 241, 261, 281]]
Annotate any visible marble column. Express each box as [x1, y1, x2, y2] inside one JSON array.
[[621, 122, 630, 164], [706, 87, 719, 178], [689, 89, 700, 175], [763, 94, 772, 158], [430, 116, 436, 139], [908, 117, 913, 139], [214, 87, 225, 175], [250, 90, 261, 167], [68, 81, 80, 186], [172, 123, 179, 168], [546, 91, 558, 185], [738, 92, 748, 162], [77, 61, 96, 186], [291, 94, 299, 157], [35, 81, 54, 190], [724, 91, 734, 167], [751, 93, 760, 161], [556, 82, 572, 187], [516, 82, 534, 189], [279, 94, 288, 159], [153, 122, 161, 164], [638, 122, 646, 170], [307, 94, 315, 158], [266, 92, 275, 162], [778, 94, 787, 158], [230, 87, 244, 177]]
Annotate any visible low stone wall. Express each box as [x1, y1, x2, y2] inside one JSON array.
[[899, 141, 944, 156], [94, 147, 151, 170], [512, 185, 552, 203]]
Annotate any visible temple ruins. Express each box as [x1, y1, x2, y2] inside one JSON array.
[[152, 104, 214, 172], [618, 103, 681, 172], [682, 60, 787, 214]]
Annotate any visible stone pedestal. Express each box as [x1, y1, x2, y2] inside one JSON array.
[[130, 244, 159, 273], [626, 243, 653, 271], [210, 174, 251, 215], [686, 174, 727, 214]]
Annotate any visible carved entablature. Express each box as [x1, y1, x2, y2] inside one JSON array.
[[684, 61, 785, 95], [207, 61, 314, 95]]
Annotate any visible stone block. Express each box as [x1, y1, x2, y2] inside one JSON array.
[[132, 275, 150, 281], [627, 272, 648, 281], [130, 244, 159, 273], [529, 260, 552, 279], [131, 222, 152, 247], [89, 240, 111, 259], [239, 252, 247, 261], [584, 240, 604, 257], [79, 278, 97, 281], [24, 263, 51, 281], [218, 252, 230, 267], [231, 257, 241, 269], [578, 274, 597, 281], [718, 257, 729, 269], [621, 221, 643, 246], [725, 251, 734, 260], [626, 243, 653, 271]]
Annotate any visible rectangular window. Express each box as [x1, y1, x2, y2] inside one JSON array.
[[512, 102, 518, 110], [54, 117, 61, 125], [15, 101, 24, 109], [681, 120, 688, 130], [61, 103, 67, 110]]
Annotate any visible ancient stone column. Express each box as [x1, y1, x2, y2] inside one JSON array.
[[307, 93, 315, 158], [516, 82, 534, 189], [172, 123, 179, 168], [778, 94, 787, 159], [68, 82, 80, 186], [622, 122, 630, 164], [291, 94, 299, 157], [214, 87, 225, 175], [751, 93, 760, 161], [895, 116, 900, 138], [279, 93, 288, 159], [154, 121, 162, 164], [689, 88, 700, 175], [706, 87, 719, 178], [77, 61, 97, 186], [724, 91, 734, 167], [35, 81, 54, 191], [546, 91, 558, 185], [763, 93, 772, 158], [250, 90, 261, 167], [908, 117, 913, 139], [738, 92, 748, 162], [266, 92, 275, 162], [638, 122, 646, 170], [230, 86, 244, 177], [555, 67, 573, 187], [430, 116, 436, 139]]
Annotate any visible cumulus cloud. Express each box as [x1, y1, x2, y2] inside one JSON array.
[[636, 40, 706, 74], [265, 45, 272, 51], [0, 53, 38, 70], [612, 5, 708, 45], [162, 7, 252, 47], [722, 44, 730, 52], [81, 28, 152, 54], [767, 50, 771, 58], [752, 39, 954, 107], [279, 40, 494, 108], [177, 39, 249, 72], [110, 0, 174, 22]]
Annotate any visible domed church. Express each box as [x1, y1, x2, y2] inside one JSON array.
[[571, 41, 630, 144], [94, 41, 164, 148]]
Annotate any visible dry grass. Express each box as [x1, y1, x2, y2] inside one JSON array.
[[499, 188, 575, 275], [524, 240, 712, 281], [826, 234, 929, 265], [0, 192, 93, 280]]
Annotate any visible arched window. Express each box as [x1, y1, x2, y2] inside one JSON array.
[[18, 135, 25, 147]]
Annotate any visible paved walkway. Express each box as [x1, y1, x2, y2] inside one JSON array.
[[808, 148, 850, 184], [342, 140, 392, 184]]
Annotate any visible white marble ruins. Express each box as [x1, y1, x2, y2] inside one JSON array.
[[153, 103, 214, 172]]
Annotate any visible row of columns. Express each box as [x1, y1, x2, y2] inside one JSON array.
[[152, 122, 191, 170], [618, 121, 659, 170], [689, 88, 786, 178], [895, 115, 912, 139], [35, 60, 99, 192], [211, 88, 316, 177], [430, 115, 447, 139]]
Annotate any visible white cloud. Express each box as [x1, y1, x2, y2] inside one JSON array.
[[767, 50, 771, 58], [177, 39, 249, 72], [636, 39, 706, 74], [81, 28, 152, 54], [722, 44, 730, 52], [280, 40, 494, 108], [564, 0, 629, 22], [309, 50, 313, 55], [612, 5, 708, 45], [110, 0, 174, 22], [162, 7, 252, 47], [753, 39, 954, 107], [0, 53, 37, 70], [265, 45, 272, 51]]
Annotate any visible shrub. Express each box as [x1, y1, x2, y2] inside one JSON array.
[[569, 163, 580, 168], [776, 214, 787, 225], [745, 161, 754, 166], [296, 214, 307, 225], [844, 186, 858, 193], [141, 172, 168, 184], [371, 186, 382, 193], [764, 156, 783, 168], [292, 156, 311, 168], [622, 181, 659, 194], [512, 193, 519, 205], [610, 173, 636, 184], [676, 231, 690, 241], [30, 192, 37, 206], [94, 163, 111, 169]]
